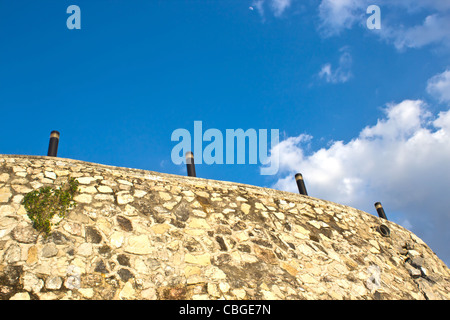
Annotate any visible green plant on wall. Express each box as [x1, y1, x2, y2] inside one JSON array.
[[22, 177, 79, 236]]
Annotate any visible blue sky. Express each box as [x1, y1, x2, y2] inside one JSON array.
[[1, 1, 450, 265]]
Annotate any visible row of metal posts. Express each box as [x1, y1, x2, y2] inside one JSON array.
[[45, 131, 389, 221]]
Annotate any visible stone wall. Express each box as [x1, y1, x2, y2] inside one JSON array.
[[0, 155, 449, 300]]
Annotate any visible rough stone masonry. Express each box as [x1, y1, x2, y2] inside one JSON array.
[[0, 155, 449, 300]]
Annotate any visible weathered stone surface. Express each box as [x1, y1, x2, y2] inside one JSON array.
[[117, 215, 133, 232], [74, 194, 92, 204], [0, 205, 16, 215], [124, 235, 152, 255], [94, 194, 115, 202], [110, 231, 125, 248], [0, 155, 449, 301], [76, 177, 96, 185], [185, 253, 211, 266], [94, 259, 109, 273], [97, 186, 113, 193], [11, 226, 39, 244], [0, 265, 23, 289], [85, 226, 102, 243], [77, 243, 93, 256], [118, 268, 134, 282], [134, 190, 147, 198], [23, 272, 44, 293], [159, 192, 172, 201], [188, 218, 211, 229], [79, 186, 97, 194], [174, 203, 190, 221], [27, 246, 38, 264], [9, 292, 30, 300], [79, 288, 95, 299], [64, 268, 81, 290], [119, 281, 135, 300], [67, 212, 91, 224], [151, 223, 170, 234], [45, 276, 63, 290], [11, 185, 33, 193], [46, 231, 73, 245], [44, 171, 57, 180], [117, 192, 134, 205], [0, 173, 9, 183], [0, 187, 12, 203], [117, 254, 130, 266], [41, 243, 58, 258], [241, 203, 251, 215]]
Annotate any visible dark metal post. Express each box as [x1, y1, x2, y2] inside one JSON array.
[[295, 173, 308, 196], [374, 202, 388, 220], [47, 130, 60, 157], [186, 151, 196, 177]]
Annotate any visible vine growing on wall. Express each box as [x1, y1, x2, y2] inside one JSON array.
[[22, 177, 79, 237]]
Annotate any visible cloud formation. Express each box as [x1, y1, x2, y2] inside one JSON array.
[[317, 0, 450, 50], [427, 69, 450, 103], [318, 0, 366, 36], [251, 0, 450, 263], [384, 14, 450, 50], [251, 0, 292, 18], [251, 0, 450, 51], [263, 95, 450, 264], [318, 47, 352, 83], [270, 0, 292, 17]]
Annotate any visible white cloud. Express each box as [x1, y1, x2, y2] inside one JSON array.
[[318, 47, 352, 83], [271, 0, 292, 17], [386, 0, 450, 12], [251, 0, 292, 18], [427, 69, 450, 103], [252, 0, 450, 51], [263, 97, 450, 264], [386, 14, 450, 50], [252, 0, 265, 17], [317, 0, 450, 51], [318, 0, 366, 36]]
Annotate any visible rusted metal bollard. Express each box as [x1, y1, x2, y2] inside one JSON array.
[[47, 130, 60, 157], [185, 151, 196, 177], [374, 202, 388, 220], [295, 173, 308, 196]]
